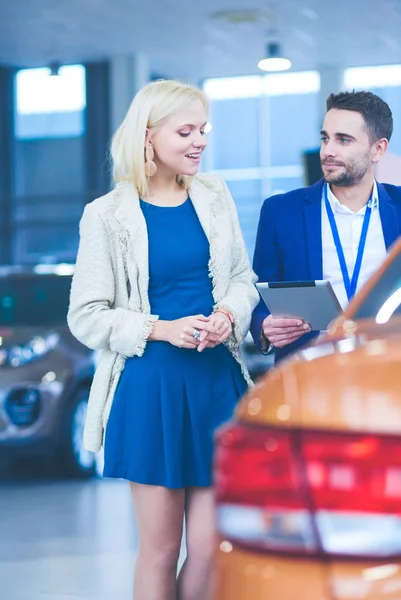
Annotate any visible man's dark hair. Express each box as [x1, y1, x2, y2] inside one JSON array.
[[326, 90, 393, 143]]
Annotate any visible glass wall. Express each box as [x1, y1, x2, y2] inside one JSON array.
[[204, 65, 401, 258], [15, 65, 86, 140], [13, 65, 87, 264], [203, 71, 320, 257], [345, 65, 401, 155]]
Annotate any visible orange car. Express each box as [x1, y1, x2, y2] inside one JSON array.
[[213, 237, 401, 600]]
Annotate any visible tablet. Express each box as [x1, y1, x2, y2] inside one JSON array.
[[256, 280, 342, 331]]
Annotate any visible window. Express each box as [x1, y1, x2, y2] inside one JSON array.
[[345, 64, 401, 155], [225, 179, 263, 254], [268, 93, 320, 166], [15, 65, 86, 139], [0, 274, 72, 326], [204, 71, 320, 256], [262, 71, 319, 96], [204, 71, 319, 100], [204, 76, 263, 100], [209, 97, 260, 170], [345, 65, 401, 90]]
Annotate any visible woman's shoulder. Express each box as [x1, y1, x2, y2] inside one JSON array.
[[192, 173, 238, 216], [192, 172, 226, 194], [83, 189, 120, 220]]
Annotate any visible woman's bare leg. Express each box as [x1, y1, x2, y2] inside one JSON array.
[[177, 487, 216, 600], [130, 483, 185, 600]]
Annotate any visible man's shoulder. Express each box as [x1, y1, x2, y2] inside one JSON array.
[[266, 186, 309, 205], [380, 182, 401, 204], [262, 181, 322, 214]]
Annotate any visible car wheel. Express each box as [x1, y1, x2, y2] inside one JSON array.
[[60, 388, 97, 478]]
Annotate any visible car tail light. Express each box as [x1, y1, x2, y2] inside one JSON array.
[[215, 423, 401, 559]]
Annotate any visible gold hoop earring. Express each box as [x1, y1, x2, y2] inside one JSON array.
[[144, 145, 157, 177]]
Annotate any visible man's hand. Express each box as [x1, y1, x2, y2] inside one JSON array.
[[262, 315, 311, 348]]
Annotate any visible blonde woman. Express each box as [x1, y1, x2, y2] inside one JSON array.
[[68, 80, 258, 600]]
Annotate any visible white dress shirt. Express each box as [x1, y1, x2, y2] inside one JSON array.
[[322, 181, 387, 310]]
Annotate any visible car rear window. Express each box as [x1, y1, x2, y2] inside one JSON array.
[[0, 275, 71, 326]]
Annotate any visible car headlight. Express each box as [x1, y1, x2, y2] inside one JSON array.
[[5, 387, 41, 426], [0, 334, 60, 368]]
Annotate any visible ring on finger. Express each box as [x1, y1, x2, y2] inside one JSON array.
[[192, 328, 201, 341]]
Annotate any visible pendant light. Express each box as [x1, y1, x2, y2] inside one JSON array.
[[258, 42, 291, 72], [49, 61, 61, 77]]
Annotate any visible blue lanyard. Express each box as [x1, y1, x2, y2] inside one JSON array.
[[324, 183, 373, 301]]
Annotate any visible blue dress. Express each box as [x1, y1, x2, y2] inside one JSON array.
[[103, 198, 247, 488]]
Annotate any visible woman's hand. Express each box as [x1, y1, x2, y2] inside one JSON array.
[[150, 315, 216, 349], [197, 311, 233, 352]]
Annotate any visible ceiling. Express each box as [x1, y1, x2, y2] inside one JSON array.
[[1, 0, 401, 79]]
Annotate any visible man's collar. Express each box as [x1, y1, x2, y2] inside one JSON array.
[[325, 180, 379, 214]]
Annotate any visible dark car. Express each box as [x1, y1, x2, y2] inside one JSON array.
[[0, 264, 97, 478]]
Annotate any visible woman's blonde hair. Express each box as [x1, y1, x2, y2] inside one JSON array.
[[111, 79, 208, 198]]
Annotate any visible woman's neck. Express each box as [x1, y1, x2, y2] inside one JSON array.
[[144, 172, 187, 206]]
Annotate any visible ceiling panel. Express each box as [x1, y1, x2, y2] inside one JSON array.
[[0, 0, 401, 79]]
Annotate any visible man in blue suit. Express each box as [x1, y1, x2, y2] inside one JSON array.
[[251, 90, 401, 363]]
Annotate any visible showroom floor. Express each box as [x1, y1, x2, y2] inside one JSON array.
[[0, 470, 185, 600]]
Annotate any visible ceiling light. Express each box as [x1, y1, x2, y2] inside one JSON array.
[[258, 42, 291, 72]]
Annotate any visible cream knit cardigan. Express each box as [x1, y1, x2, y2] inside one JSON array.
[[67, 173, 259, 452]]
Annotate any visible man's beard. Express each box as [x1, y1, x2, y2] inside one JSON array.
[[321, 154, 370, 187]]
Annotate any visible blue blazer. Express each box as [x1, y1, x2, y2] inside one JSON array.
[[251, 179, 401, 362]]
